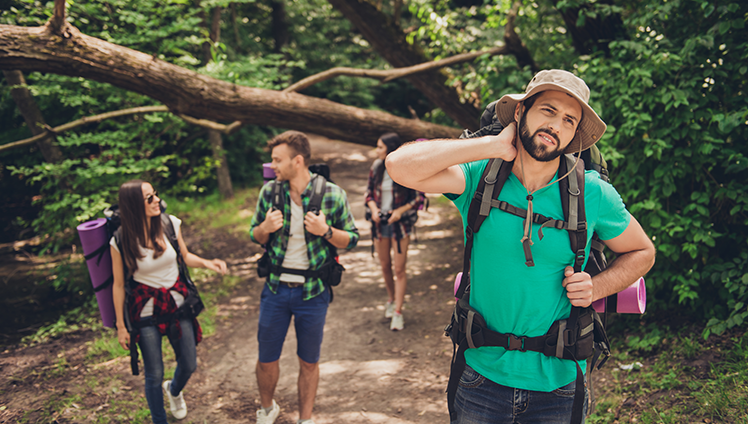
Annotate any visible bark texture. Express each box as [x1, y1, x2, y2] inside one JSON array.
[[0, 23, 461, 146]]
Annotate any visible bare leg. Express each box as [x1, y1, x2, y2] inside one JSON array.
[[375, 237, 395, 302], [256, 360, 280, 409], [297, 357, 319, 421], [393, 236, 410, 313]]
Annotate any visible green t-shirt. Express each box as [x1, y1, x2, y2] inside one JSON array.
[[445, 159, 631, 392]]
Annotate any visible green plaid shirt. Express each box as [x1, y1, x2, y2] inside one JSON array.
[[250, 172, 359, 300]]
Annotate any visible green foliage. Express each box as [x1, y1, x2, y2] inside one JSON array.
[[575, 0, 748, 333]]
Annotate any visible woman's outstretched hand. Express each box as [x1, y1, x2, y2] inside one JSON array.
[[206, 258, 228, 275]]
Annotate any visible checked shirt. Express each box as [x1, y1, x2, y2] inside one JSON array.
[[250, 172, 359, 300]]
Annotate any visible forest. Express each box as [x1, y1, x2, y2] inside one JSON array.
[[1, 0, 747, 422]]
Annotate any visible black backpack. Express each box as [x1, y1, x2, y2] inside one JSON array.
[[99, 202, 204, 375], [256, 164, 345, 300], [444, 101, 613, 424]]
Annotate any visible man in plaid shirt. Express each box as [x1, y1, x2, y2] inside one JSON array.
[[250, 130, 358, 424]]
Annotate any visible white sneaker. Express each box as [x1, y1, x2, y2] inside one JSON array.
[[390, 312, 404, 331], [256, 399, 280, 424], [162, 380, 187, 420], [384, 301, 395, 318]]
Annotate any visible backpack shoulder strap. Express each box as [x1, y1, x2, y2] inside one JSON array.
[[456, 158, 512, 299], [308, 174, 327, 214], [270, 179, 283, 211], [558, 154, 587, 273], [160, 213, 181, 258]]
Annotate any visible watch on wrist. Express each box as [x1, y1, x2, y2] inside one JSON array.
[[323, 225, 333, 240]]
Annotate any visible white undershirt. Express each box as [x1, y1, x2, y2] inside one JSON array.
[[279, 199, 310, 283], [110, 215, 185, 317], [380, 169, 394, 213]]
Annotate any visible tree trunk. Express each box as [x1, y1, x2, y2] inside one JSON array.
[[327, 0, 480, 130], [230, 3, 241, 52], [3, 70, 63, 163], [271, 0, 288, 53], [200, 5, 234, 199], [209, 129, 233, 198], [551, 0, 627, 55], [0, 23, 460, 145]]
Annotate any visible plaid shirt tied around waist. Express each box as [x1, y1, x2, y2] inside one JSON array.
[[250, 172, 359, 301], [128, 275, 202, 345]]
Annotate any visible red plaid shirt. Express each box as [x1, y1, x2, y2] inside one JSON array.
[[128, 275, 202, 345]]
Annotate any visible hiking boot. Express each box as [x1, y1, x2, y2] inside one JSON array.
[[390, 311, 404, 331], [384, 301, 395, 318], [256, 399, 280, 424], [162, 380, 187, 420]]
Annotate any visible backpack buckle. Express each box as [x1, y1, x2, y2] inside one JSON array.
[[507, 334, 526, 352]]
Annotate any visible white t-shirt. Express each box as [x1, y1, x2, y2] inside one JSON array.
[[279, 199, 310, 283], [380, 170, 394, 213], [110, 214, 184, 317]]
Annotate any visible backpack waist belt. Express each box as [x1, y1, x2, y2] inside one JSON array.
[[268, 262, 332, 279]]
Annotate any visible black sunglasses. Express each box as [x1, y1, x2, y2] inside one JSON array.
[[144, 190, 159, 204]]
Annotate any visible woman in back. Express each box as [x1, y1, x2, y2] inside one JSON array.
[[110, 180, 227, 423], [365, 133, 423, 331]]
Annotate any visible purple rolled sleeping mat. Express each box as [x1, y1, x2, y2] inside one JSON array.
[[263, 163, 276, 185], [77, 218, 115, 328], [453, 272, 646, 314]]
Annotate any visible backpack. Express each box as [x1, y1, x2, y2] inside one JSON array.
[[363, 159, 427, 255], [98, 202, 204, 375], [444, 101, 613, 424], [256, 164, 346, 301]]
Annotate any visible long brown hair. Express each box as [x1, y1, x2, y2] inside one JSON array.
[[118, 179, 164, 275]]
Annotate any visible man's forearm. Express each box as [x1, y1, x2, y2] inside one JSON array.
[[591, 248, 656, 301], [386, 137, 493, 185], [251, 224, 270, 245]]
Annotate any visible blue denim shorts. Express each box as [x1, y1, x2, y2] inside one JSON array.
[[257, 283, 330, 363], [379, 223, 393, 238], [452, 365, 588, 424]]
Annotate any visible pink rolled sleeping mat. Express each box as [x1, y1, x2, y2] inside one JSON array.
[[77, 218, 115, 328], [592, 277, 646, 314], [454, 272, 463, 301], [454, 272, 646, 314]]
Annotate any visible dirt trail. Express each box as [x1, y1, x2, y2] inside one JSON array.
[[187, 135, 466, 423], [0, 135, 467, 423]]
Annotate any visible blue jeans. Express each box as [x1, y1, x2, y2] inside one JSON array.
[[138, 318, 197, 424], [257, 283, 330, 363], [451, 365, 587, 424]]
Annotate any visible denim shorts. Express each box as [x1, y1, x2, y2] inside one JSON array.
[[451, 365, 588, 424], [257, 283, 330, 363], [379, 223, 393, 238]]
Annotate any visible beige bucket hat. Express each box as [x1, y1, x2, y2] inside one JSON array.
[[495, 69, 607, 153]]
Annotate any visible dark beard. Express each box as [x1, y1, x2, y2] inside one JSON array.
[[518, 114, 564, 162]]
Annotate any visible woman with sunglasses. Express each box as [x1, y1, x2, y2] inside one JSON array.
[[110, 180, 227, 423]]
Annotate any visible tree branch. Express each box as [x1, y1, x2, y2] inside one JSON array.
[[0, 106, 169, 153], [283, 46, 510, 93], [503, 2, 538, 72], [0, 23, 461, 145], [0, 104, 253, 153]]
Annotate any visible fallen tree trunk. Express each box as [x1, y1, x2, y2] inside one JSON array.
[[0, 23, 461, 145]]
